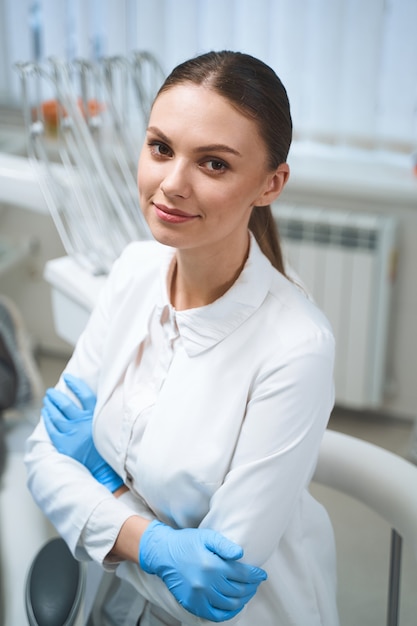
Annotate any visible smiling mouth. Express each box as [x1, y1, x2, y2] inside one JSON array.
[[153, 203, 199, 224]]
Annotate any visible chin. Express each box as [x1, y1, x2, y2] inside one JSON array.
[[147, 224, 180, 249]]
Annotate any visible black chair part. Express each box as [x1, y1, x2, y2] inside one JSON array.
[[25, 537, 83, 626]]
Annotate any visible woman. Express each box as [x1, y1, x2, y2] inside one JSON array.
[[25, 51, 339, 625]]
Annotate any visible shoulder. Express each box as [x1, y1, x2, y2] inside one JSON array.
[[116, 239, 170, 269], [241, 236, 334, 361], [108, 239, 172, 287], [262, 269, 335, 359], [94, 239, 173, 310]]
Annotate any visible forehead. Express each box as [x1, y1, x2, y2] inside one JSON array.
[[149, 84, 265, 150]]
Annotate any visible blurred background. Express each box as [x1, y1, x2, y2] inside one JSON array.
[[0, 1, 416, 625]]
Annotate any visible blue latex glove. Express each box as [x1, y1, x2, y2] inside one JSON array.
[[139, 520, 267, 622], [42, 373, 123, 493]]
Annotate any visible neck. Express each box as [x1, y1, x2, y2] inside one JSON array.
[[169, 236, 250, 310]]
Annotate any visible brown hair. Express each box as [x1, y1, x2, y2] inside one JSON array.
[[155, 50, 293, 274]]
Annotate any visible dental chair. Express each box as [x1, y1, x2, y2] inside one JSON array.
[[25, 537, 84, 626], [24, 429, 417, 626], [314, 429, 417, 626]]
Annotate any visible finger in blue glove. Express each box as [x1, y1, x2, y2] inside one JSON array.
[[139, 520, 267, 622], [42, 374, 123, 493], [62, 373, 97, 412]]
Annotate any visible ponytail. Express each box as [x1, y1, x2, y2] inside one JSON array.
[[249, 206, 286, 275]]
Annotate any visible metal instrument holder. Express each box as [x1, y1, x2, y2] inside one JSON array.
[[15, 52, 164, 275]]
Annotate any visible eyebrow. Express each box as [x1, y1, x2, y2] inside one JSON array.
[[146, 126, 242, 157]]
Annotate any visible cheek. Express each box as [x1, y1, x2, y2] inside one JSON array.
[[213, 184, 253, 214]]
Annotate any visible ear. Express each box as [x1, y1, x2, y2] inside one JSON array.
[[254, 163, 290, 206]]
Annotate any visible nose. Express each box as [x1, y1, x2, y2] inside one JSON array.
[[160, 159, 191, 199]]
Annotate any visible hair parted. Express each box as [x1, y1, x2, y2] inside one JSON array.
[[154, 50, 293, 274]]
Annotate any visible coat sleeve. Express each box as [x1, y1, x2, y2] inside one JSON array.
[[199, 331, 335, 566], [24, 249, 139, 560]]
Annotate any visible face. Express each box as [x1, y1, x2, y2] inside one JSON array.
[[138, 84, 287, 259]]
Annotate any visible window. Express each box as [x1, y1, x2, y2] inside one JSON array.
[[0, 0, 416, 152]]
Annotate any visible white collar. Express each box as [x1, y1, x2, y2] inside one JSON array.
[[155, 233, 276, 357]]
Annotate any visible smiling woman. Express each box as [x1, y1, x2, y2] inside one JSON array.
[[25, 51, 338, 626], [138, 81, 289, 310]]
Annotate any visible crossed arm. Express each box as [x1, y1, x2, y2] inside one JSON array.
[[41, 373, 267, 623]]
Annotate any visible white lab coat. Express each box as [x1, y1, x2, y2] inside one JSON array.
[[25, 235, 339, 625]]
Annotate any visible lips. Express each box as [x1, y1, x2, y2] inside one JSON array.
[[153, 203, 198, 224]]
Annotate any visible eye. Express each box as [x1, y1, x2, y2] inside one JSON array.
[[148, 141, 172, 158], [203, 159, 228, 173]]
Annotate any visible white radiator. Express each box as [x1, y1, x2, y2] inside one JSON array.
[[275, 205, 398, 409]]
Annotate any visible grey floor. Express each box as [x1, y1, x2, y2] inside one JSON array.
[[3, 352, 417, 626]]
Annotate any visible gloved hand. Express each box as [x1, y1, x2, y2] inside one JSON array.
[[42, 373, 123, 493], [139, 520, 267, 622]]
